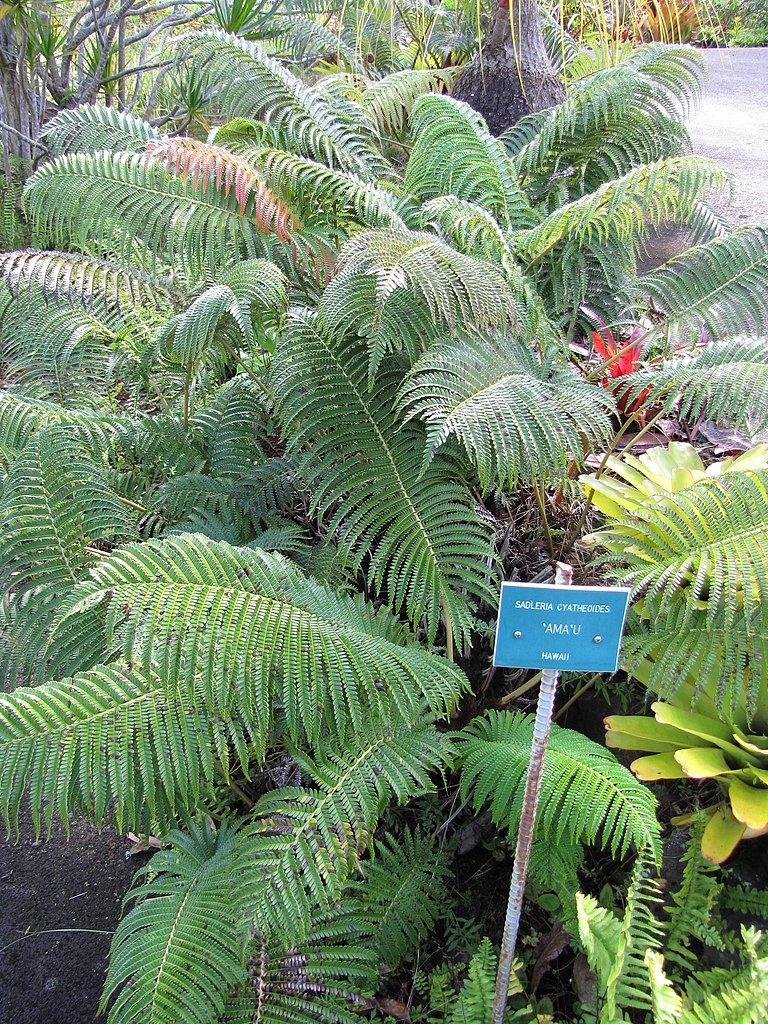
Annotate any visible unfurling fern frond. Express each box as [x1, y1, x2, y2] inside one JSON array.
[[623, 337, 768, 431], [405, 94, 536, 229], [458, 710, 661, 860], [270, 316, 496, 646], [234, 715, 449, 942], [639, 227, 768, 347], [319, 228, 517, 375], [361, 828, 452, 967], [183, 31, 383, 175], [397, 333, 614, 490], [43, 103, 161, 156], [0, 663, 245, 834], [101, 819, 247, 1024], [54, 535, 467, 752]]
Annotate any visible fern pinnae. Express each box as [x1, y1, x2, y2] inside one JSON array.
[[54, 535, 468, 751], [638, 227, 768, 349], [623, 337, 768, 432], [235, 712, 449, 943], [182, 30, 384, 176], [43, 103, 162, 157], [101, 819, 247, 1024], [458, 710, 662, 862], [0, 663, 244, 835], [397, 333, 615, 490], [270, 314, 496, 646], [0, 249, 172, 314]]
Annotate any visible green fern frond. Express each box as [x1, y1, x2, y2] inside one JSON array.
[[360, 828, 452, 967], [405, 94, 536, 228], [680, 927, 768, 1024], [0, 249, 172, 312], [0, 393, 117, 469], [183, 30, 384, 174], [514, 157, 729, 263], [577, 854, 664, 1019], [397, 333, 614, 490], [43, 103, 161, 156], [54, 535, 467, 752], [191, 375, 273, 477], [0, 295, 119, 406], [0, 428, 136, 597], [622, 42, 704, 116], [362, 68, 458, 138], [645, 951, 684, 1024], [235, 714, 449, 941], [101, 819, 247, 1024], [589, 471, 768, 632], [620, 612, 768, 722], [0, 663, 244, 834], [623, 338, 768, 431], [449, 936, 498, 1024], [238, 146, 413, 231], [270, 316, 496, 645], [506, 63, 694, 202], [458, 710, 661, 860], [319, 227, 517, 375], [146, 138, 300, 240], [221, 902, 379, 1024], [638, 228, 768, 348], [664, 821, 722, 973], [24, 151, 302, 280]]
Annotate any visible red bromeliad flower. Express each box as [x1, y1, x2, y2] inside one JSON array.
[[591, 325, 650, 415]]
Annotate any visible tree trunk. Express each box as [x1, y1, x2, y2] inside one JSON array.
[[453, 0, 565, 136]]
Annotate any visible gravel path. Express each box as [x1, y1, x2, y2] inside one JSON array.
[[691, 48, 768, 225]]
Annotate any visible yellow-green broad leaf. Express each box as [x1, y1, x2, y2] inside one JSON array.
[[652, 703, 757, 762], [674, 747, 740, 779], [728, 776, 768, 830], [631, 752, 687, 781], [733, 732, 768, 758], [605, 713, 697, 753], [701, 804, 746, 863]]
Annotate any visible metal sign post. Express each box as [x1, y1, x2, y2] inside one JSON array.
[[490, 565, 630, 1024]]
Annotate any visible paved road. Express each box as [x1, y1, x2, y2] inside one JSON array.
[[690, 48, 768, 226]]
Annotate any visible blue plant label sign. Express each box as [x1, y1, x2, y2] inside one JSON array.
[[494, 582, 632, 673]]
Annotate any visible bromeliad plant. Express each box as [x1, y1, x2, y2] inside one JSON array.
[[0, 25, 767, 1024], [581, 444, 768, 862]]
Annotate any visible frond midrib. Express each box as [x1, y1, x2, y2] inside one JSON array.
[[308, 329, 441, 572]]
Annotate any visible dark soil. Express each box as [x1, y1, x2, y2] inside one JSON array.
[[0, 815, 143, 1023]]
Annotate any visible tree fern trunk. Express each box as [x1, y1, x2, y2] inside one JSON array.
[[453, 0, 565, 136]]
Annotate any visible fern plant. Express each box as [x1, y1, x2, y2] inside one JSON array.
[[0, 21, 767, 1024]]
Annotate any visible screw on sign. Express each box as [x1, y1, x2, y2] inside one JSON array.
[[491, 565, 630, 1024]]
